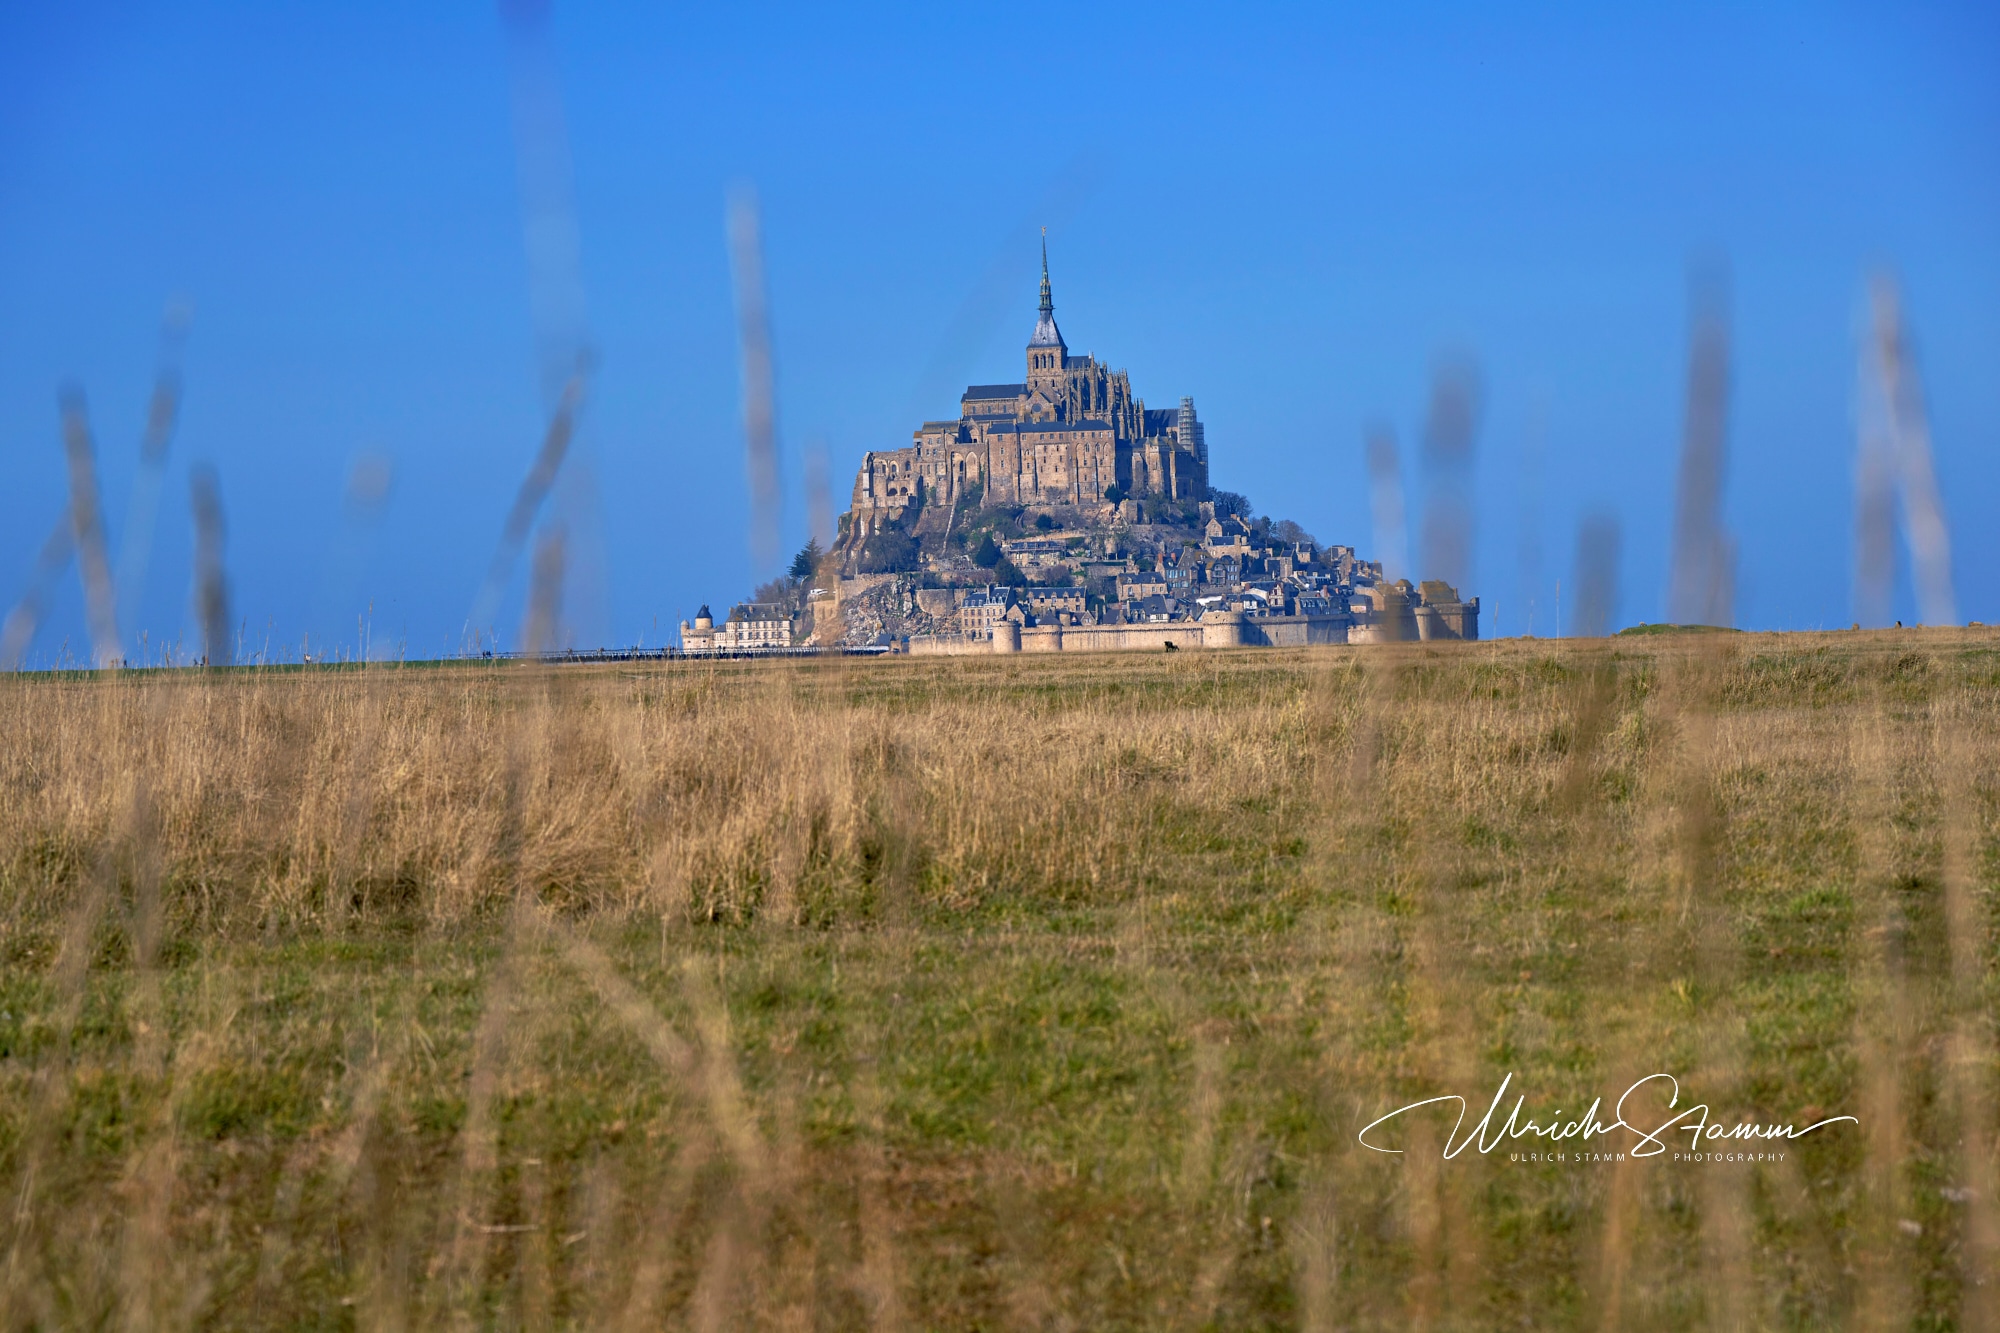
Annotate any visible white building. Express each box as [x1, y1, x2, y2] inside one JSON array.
[[680, 602, 800, 653]]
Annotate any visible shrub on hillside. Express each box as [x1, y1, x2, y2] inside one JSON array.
[[858, 530, 918, 574], [1211, 490, 1252, 520], [1270, 518, 1317, 547]]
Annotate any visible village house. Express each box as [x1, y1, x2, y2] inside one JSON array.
[[956, 586, 1015, 637], [1024, 587, 1088, 621]]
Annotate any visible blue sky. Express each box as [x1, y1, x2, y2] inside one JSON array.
[[2, 2, 1995, 659]]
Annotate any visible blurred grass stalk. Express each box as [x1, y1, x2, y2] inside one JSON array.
[[728, 182, 783, 575], [1667, 257, 1735, 629], [3, 310, 185, 673], [1418, 354, 1480, 598], [1855, 273, 1956, 628], [110, 303, 191, 647], [465, 368, 587, 647], [188, 464, 232, 667], [57, 388, 122, 670]]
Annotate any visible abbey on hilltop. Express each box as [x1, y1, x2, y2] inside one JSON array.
[[842, 236, 1208, 539], [681, 241, 1481, 656]]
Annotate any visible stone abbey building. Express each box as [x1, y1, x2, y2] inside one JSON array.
[[847, 240, 1209, 534], [679, 240, 1481, 656]]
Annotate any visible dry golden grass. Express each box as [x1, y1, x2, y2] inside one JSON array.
[[0, 631, 1995, 1328]]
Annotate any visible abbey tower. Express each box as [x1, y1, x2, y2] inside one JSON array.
[[1024, 237, 1067, 403]]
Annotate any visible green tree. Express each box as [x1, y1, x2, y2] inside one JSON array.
[[972, 533, 1002, 568], [1212, 490, 1253, 520], [1271, 518, 1318, 547], [858, 531, 918, 574], [789, 537, 823, 580]]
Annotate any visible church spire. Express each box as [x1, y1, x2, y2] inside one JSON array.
[[1039, 227, 1053, 316], [1028, 228, 1065, 351]]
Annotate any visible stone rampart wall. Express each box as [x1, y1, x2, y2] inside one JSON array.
[[1239, 616, 1352, 647], [1018, 623, 1207, 653], [907, 633, 991, 657], [902, 613, 1458, 656]]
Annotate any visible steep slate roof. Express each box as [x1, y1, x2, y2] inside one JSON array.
[[727, 601, 791, 622], [963, 384, 1025, 399]]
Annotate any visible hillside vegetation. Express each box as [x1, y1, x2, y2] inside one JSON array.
[[0, 632, 1995, 1329]]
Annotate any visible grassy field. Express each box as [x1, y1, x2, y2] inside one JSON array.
[[0, 631, 1995, 1329]]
